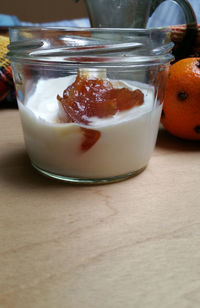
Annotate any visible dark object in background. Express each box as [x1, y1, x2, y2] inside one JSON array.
[[0, 32, 17, 108]]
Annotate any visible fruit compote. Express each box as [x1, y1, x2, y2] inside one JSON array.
[[57, 70, 144, 152]]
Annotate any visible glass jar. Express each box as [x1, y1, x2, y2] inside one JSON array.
[[8, 27, 173, 184]]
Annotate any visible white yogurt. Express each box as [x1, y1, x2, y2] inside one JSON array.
[[18, 75, 162, 179]]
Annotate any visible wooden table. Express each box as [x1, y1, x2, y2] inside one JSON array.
[[0, 108, 200, 308]]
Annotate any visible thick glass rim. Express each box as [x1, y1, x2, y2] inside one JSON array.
[[8, 25, 172, 33], [8, 26, 174, 67]]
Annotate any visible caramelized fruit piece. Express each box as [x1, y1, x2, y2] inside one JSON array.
[[57, 74, 144, 152], [81, 128, 101, 153], [109, 88, 144, 111], [57, 75, 144, 124], [57, 76, 114, 125]]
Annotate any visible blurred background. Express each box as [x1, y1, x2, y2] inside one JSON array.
[[0, 0, 199, 26], [0, 0, 87, 22]]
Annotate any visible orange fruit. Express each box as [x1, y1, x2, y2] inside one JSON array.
[[161, 58, 200, 140]]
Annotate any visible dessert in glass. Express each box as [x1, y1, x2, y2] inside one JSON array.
[[8, 27, 173, 184]]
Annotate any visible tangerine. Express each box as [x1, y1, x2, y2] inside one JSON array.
[[161, 57, 200, 140]]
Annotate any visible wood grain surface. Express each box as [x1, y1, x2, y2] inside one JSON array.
[[0, 109, 200, 308]]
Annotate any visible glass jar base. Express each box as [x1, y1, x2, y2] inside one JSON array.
[[32, 163, 146, 185]]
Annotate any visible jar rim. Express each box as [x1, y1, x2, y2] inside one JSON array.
[[8, 26, 174, 67]]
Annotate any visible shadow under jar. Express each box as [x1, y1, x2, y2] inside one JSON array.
[[8, 27, 174, 184]]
